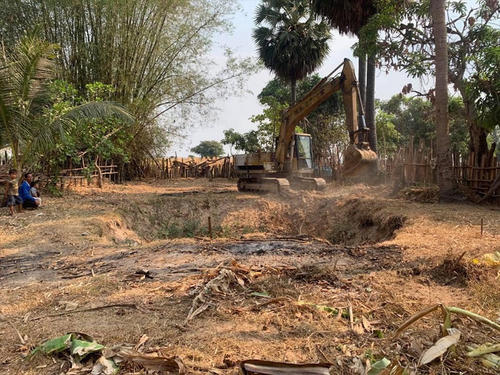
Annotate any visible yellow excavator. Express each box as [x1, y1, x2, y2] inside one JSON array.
[[234, 58, 377, 192]]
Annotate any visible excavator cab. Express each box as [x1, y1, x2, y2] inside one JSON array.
[[294, 133, 313, 170]]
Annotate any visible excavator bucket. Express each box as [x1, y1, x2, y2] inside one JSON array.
[[342, 144, 378, 180]]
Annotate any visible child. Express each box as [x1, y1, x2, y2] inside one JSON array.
[[30, 180, 42, 207], [5, 169, 23, 215], [30, 181, 40, 197]]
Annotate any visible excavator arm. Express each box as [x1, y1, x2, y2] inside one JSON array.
[[275, 58, 373, 172]]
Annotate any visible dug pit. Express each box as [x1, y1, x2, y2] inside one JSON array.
[[120, 193, 407, 246]]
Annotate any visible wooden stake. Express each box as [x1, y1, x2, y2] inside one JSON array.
[[208, 216, 213, 239], [480, 218, 483, 236]]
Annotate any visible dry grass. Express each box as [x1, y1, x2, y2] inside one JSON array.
[[1, 179, 499, 374]]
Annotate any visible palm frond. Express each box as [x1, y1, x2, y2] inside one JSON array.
[[59, 101, 134, 125], [11, 36, 56, 103], [311, 0, 377, 35]]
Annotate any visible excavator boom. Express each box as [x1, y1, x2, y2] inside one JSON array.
[[275, 58, 375, 174]]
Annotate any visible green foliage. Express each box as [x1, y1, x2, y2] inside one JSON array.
[[375, 110, 400, 156], [251, 74, 344, 157], [251, 74, 348, 159], [253, 0, 331, 102], [449, 97, 469, 155], [221, 129, 241, 154], [250, 97, 289, 151], [312, 0, 377, 35], [379, 95, 434, 144], [85, 82, 115, 102], [190, 141, 224, 158], [0, 36, 132, 174], [466, 44, 500, 131], [42, 80, 134, 175], [377, 94, 470, 154], [0, 36, 57, 169], [221, 128, 261, 154]]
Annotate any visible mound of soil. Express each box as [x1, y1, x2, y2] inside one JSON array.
[[325, 198, 406, 245], [399, 185, 440, 203], [429, 252, 484, 287]]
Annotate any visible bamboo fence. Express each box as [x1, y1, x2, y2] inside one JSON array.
[[383, 139, 500, 199], [138, 156, 235, 179]]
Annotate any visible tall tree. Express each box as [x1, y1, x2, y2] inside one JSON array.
[[191, 141, 224, 158], [312, 0, 378, 150], [431, 0, 454, 196], [253, 0, 331, 104], [367, 0, 499, 163], [366, 55, 377, 151], [0, 0, 252, 163]]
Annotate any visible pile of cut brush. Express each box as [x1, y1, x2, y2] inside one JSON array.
[[27, 263, 500, 375]]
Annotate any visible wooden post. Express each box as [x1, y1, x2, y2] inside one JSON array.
[[208, 216, 213, 239]]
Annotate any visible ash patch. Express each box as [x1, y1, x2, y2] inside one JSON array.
[[223, 240, 316, 255]]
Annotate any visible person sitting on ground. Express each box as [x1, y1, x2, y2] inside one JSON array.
[[5, 169, 23, 215], [19, 173, 41, 209], [30, 180, 41, 198]]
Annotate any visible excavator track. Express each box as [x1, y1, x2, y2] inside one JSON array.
[[237, 176, 326, 194], [289, 177, 326, 191], [237, 177, 291, 194]]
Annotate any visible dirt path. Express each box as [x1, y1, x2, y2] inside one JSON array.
[[1, 179, 499, 374]]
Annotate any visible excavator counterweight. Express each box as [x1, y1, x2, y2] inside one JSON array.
[[235, 58, 377, 193]]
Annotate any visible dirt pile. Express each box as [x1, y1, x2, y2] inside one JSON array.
[[285, 197, 407, 245], [98, 215, 142, 245], [327, 198, 406, 245]]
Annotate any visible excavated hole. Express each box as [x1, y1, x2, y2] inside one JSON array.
[[119, 194, 407, 246], [324, 199, 407, 246]]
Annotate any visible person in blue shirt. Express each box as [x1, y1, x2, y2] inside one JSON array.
[[18, 173, 41, 209]]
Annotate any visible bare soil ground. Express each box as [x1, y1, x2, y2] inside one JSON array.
[[1, 179, 499, 374]]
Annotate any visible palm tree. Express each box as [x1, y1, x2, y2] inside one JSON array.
[[430, 0, 454, 197], [312, 0, 377, 151], [312, 0, 376, 34], [253, 0, 331, 104], [0, 36, 133, 171]]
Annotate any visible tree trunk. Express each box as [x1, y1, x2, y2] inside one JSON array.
[[12, 139, 20, 171], [288, 78, 297, 172], [358, 53, 366, 107], [366, 55, 377, 152], [290, 78, 297, 105], [463, 96, 489, 163], [468, 119, 489, 162], [431, 0, 454, 197], [95, 157, 103, 188]]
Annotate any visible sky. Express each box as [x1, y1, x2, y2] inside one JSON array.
[[173, 0, 430, 156]]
